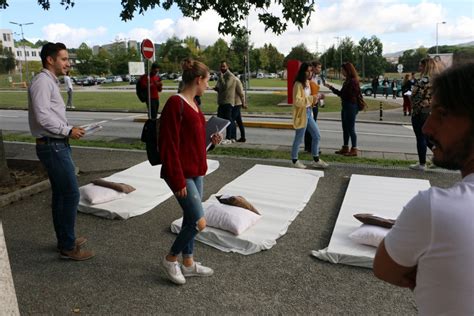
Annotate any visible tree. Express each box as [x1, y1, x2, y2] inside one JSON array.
[[398, 47, 428, 72], [262, 44, 284, 73], [202, 38, 231, 71], [230, 30, 250, 74], [284, 44, 314, 64], [3, 0, 316, 37], [356, 36, 385, 80], [75, 43, 94, 75], [0, 43, 16, 73]]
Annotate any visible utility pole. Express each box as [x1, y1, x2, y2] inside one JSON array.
[[436, 21, 446, 55], [334, 36, 342, 78], [10, 21, 34, 83]]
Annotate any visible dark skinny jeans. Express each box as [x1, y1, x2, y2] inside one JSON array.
[[411, 112, 432, 165], [341, 101, 359, 147]]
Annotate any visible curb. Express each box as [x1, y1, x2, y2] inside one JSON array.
[[0, 179, 50, 208]]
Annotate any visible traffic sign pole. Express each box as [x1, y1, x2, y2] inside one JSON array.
[[140, 39, 155, 119]]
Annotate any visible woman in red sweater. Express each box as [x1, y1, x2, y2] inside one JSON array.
[[158, 59, 221, 285]]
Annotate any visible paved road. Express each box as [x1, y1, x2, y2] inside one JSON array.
[[1, 109, 417, 156]]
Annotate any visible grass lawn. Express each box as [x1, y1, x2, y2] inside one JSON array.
[[0, 90, 398, 113], [3, 132, 415, 168]]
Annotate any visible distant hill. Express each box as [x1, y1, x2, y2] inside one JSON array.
[[383, 41, 474, 58]]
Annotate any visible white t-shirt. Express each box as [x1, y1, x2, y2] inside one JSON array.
[[304, 85, 311, 108], [385, 173, 474, 315], [64, 75, 73, 90]]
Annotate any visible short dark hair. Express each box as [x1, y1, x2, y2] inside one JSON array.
[[40, 42, 67, 68], [432, 63, 474, 123], [311, 60, 322, 67], [151, 63, 159, 70]]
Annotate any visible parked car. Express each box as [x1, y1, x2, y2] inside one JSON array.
[[360, 79, 403, 97]]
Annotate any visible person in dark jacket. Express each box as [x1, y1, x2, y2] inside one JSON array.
[[324, 62, 361, 157], [371, 76, 379, 98]]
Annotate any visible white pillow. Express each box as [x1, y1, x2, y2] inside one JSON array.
[[204, 202, 261, 235], [80, 184, 127, 205], [348, 224, 390, 247]]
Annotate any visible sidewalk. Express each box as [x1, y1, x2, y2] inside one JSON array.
[[0, 142, 461, 314]]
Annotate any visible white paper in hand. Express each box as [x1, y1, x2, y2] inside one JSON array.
[[81, 122, 104, 136]]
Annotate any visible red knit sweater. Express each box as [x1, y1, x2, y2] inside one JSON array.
[[158, 95, 207, 192]]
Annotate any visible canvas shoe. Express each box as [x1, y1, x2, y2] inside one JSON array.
[[291, 160, 306, 169], [311, 159, 329, 169], [162, 257, 186, 285], [409, 163, 425, 171], [220, 139, 233, 145], [181, 262, 214, 277]]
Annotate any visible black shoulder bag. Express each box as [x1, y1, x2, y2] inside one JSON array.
[[141, 97, 184, 166]]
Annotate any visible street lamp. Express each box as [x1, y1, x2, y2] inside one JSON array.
[[436, 21, 446, 55], [9, 21, 34, 83], [334, 36, 342, 78]]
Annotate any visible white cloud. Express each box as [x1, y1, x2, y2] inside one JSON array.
[[42, 23, 107, 47]]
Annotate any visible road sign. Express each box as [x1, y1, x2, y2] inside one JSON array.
[[397, 64, 403, 73], [141, 39, 154, 60]]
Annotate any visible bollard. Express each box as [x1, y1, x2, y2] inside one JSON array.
[[379, 101, 383, 121]]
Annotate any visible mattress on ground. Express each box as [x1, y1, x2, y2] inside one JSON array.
[[78, 160, 219, 220], [312, 174, 430, 268], [171, 164, 324, 255]]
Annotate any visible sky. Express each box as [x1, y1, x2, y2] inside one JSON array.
[[1, 0, 473, 56]]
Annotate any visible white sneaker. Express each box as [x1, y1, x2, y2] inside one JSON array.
[[291, 160, 306, 169], [220, 139, 233, 145], [162, 257, 186, 285], [181, 262, 214, 277], [230, 139, 236, 143], [311, 159, 329, 169], [409, 163, 425, 171]]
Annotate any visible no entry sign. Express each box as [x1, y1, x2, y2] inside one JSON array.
[[141, 39, 154, 60]]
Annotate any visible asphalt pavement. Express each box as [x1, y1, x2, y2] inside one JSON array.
[[1, 142, 462, 314]]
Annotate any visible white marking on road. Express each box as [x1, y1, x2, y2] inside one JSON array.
[[402, 124, 413, 131], [0, 115, 20, 118]]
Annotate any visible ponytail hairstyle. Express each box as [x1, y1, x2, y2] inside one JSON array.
[[181, 58, 209, 84]]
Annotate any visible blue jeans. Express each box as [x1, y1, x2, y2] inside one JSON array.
[[291, 107, 321, 160], [411, 113, 431, 165], [217, 103, 234, 140], [36, 142, 79, 251], [341, 101, 358, 147], [170, 177, 204, 258]]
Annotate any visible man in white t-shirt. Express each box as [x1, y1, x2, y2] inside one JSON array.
[[64, 71, 74, 109], [374, 63, 474, 315]]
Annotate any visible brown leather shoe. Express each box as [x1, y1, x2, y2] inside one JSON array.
[[57, 236, 87, 251], [335, 146, 349, 155], [60, 246, 95, 261], [343, 147, 359, 157]]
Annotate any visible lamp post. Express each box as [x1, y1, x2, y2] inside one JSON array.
[[9, 21, 34, 83], [334, 36, 342, 78], [436, 21, 446, 55]]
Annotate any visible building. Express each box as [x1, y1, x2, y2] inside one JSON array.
[[1, 28, 41, 79]]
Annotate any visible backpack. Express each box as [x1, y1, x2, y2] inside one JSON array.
[[140, 98, 184, 166], [136, 76, 147, 103]]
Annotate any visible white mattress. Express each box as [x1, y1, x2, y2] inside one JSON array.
[[78, 160, 219, 219], [171, 164, 324, 255], [312, 174, 430, 268]]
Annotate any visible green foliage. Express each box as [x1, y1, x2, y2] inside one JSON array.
[[284, 44, 314, 64], [398, 47, 428, 72], [1, 1, 315, 37], [0, 44, 16, 73]]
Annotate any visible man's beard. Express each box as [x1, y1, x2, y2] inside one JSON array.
[[430, 132, 474, 170]]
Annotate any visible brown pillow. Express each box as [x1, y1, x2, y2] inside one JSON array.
[[92, 179, 136, 194], [216, 195, 260, 215], [353, 213, 396, 229]]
